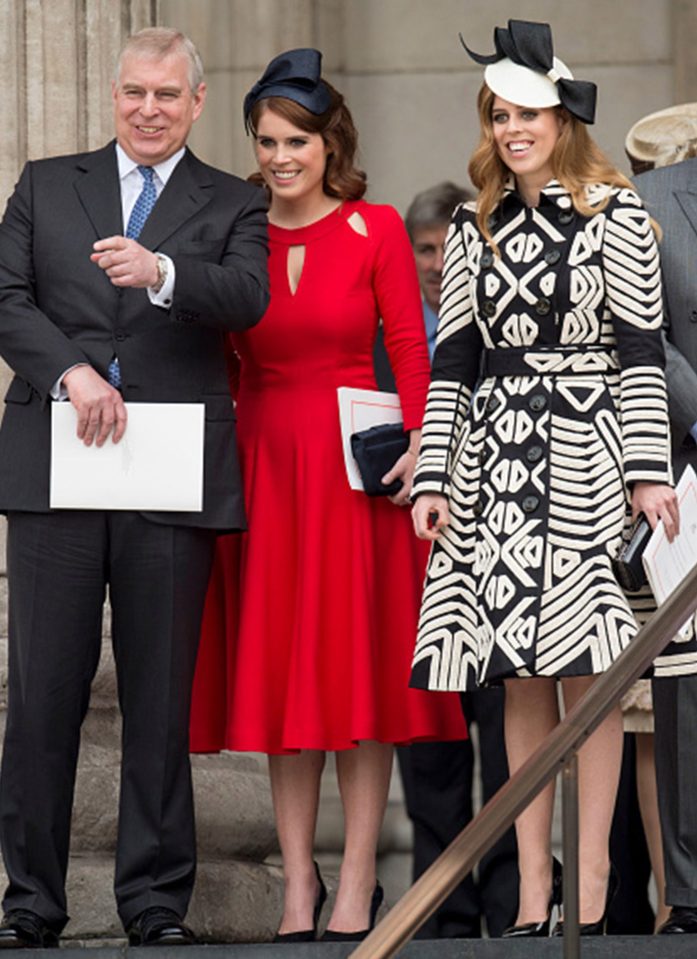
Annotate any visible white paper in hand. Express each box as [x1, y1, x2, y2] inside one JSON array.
[[50, 402, 205, 511], [643, 464, 697, 638]]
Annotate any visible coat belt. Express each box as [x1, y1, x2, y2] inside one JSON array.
[[482, 345, 619, 377]]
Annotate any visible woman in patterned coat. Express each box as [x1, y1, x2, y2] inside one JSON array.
[[410, 20, 679, 937]]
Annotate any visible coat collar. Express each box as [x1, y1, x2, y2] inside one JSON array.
[[73, 141, 214, 248], [499, 176, 612, 216]]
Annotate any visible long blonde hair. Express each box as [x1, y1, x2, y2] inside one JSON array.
[[468, 85, 640, 252]]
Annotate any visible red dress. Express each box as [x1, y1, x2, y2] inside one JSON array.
[[190, 200, 466, 754]]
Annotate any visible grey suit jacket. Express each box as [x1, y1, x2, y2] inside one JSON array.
[[0, 142, 269, 529], [636, 159, 697, 470]]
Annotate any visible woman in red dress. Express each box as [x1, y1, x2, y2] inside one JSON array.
[[191, 48, 466, 941]]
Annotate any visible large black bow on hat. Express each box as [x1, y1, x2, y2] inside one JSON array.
[[243, 48, 332, 132], [462, 19, 597, 124]]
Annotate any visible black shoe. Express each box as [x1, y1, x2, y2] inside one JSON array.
[[320, 882, 384, 943], [127, 907, 195, 946], [0, 910, 59, 949], [273, 862, 327, 943], [553, 863, 618, 937], [502, 857, 563, 938], [659, 907, 697, 934]]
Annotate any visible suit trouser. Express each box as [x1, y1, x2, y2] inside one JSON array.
[[397, 687, 518, 938], [0, 510, 215, 931], [653, 674, 697, 908]]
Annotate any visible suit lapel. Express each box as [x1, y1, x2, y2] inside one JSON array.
[[674, 186, 697, 243], [73, 142, 123, 239], [137, 150, 214, 250]]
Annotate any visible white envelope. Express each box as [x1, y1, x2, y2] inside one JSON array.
[[50, 402, 205, 511], [337, 387, 403, 491]]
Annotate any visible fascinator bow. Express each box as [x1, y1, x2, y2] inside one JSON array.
[[462, 20, 597, 124], [243, 48, 331, 132]]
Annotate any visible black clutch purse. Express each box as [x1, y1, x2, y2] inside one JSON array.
[[350, 423, 409, 496], [612, 516, 652, 592]]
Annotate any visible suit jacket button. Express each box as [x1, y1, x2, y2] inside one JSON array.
[[529, 394, 547, 412], [535, 297, 552, 316], [544, 249, 561, 265], [522, 495, 539, 513], [486, 395, 499, 412], [482, 300, 497, 317], [114, 329, 127, 342], [526, 445, 544, 463], [479, 449, 487, 466], [480, 250, 494, 269], [472, 500, 484, 517], [558, 209, 574, 225]]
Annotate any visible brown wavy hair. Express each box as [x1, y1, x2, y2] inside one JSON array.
[[469, 84, 645, 253], [247, 82, 367, 200]]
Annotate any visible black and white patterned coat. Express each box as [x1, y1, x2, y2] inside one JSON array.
[[410, 180, 679, 691]]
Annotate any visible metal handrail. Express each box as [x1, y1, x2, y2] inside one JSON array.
[[351, 563, 697, 958]]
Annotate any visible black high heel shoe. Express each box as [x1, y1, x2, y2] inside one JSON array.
[[502, 857, 563, 938], [273, 861, 327, 943], [552, 863, 618, 937], [320, 881, 384, 943]]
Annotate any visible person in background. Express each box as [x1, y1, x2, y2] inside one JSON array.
[[0, 27, 268, 947], [411, 18, 678, 938], [376, 181, 518, 938], [190, 48, 466, 944], [629, 103, 697, 935]]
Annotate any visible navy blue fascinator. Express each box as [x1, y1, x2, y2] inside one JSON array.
[[243, 48, 332, 133], [462, 20, 597, 125]]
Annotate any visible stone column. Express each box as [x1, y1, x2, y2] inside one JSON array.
[[674, 0, 697, 102], [0, 0, 280, 943]]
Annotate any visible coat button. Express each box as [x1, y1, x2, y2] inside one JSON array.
[[114, 329, 128, 342], [482, 300, 497, 317], [544, 249, 561, 265], [473, 500, 484, 517], [486, 395, 499, 412], [522, 495, 539, 513], [535, 297, 552, 316], [480, 250, 494, 268], [529, 394, 547, 412], [526, 445, 543, 463], [478, 449, 487, 466], [558, 209, 574, 225]]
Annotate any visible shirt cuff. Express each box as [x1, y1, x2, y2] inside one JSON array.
[[147, 254, 175, 308], [50, 363, 88, 401]]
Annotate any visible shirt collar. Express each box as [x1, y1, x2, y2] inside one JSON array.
[[115, 142, 186, 186]]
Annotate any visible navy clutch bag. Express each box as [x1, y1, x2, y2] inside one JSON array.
[[612, 516, 651, 592], [350, 423, 408, 496]]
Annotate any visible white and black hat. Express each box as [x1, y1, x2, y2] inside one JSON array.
[[462, 19, 597, 125]]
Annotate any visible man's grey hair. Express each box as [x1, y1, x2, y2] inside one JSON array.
[[404, 181, 472, 241], [115, 27, 204, 93]]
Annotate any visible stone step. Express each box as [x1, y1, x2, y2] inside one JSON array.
[[52, 853, 285, 941], [56, 932, 688, 955]]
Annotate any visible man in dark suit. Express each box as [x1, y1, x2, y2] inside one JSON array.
[[0, 27, 268, 947], [635, 147, 697, 934]]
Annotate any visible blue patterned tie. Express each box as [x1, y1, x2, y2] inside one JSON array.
[[108, 166, 158, 389], [126, 165, 157, 239]]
